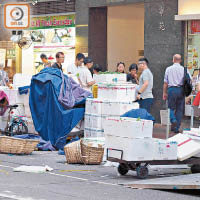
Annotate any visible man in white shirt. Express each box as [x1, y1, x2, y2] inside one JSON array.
[[78, 57, 95, 91], [67, 53, 85, 75]]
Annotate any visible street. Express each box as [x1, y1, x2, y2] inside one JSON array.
[[0, 151, 199, 200]]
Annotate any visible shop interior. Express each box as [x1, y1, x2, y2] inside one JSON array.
[[107, 3, 144, 72]]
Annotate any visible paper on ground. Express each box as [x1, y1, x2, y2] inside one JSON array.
[[13, 165, 53, 173]]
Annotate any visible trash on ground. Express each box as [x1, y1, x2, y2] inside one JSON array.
[[13, 165, 53, 173]]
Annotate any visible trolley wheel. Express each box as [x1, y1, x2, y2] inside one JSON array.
[[118, 163, 129, 175], [191, 164, 200, 174], [136, 165, 149, 179]]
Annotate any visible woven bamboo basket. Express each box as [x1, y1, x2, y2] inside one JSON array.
[[64, 140, 83, 164], [0, 136, 39, 155], [80, 140, 104, 165]]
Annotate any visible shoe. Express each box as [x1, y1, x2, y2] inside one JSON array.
[[173, 129, 179, 133], [171, 121, 177, 132]]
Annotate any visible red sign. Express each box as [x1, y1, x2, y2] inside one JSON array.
[[191, 20, 200, 34]]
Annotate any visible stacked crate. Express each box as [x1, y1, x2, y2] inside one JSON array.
[[84, 73, 139, 138]]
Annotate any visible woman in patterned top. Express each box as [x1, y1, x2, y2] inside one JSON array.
[[0, 63, 12, 88]]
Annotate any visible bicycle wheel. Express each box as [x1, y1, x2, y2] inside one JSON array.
[[9, 122, 28, 135]]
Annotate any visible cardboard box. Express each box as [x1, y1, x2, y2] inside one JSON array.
[[105, 135, 154, 161], [93, 74, 127, 83], [97, 83, 136, 101], [168, 133, 200, 161], [104, 117, 153, 139]]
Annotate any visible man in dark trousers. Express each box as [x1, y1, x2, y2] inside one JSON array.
[[163, 54, 187, 133]]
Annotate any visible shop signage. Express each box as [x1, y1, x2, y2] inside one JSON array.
[[4, 4, 30, 29], [29, 15, 75, 30], [191, 21, 200, 34]]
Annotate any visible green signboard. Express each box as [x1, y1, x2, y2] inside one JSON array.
[[29, 14, 75, 30]]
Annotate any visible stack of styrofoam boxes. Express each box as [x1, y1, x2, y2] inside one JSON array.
[[84, 99, 139, 138], [104, 117, 178, 161]]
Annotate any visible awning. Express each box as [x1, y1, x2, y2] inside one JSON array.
[[175, 14, 200, 21]]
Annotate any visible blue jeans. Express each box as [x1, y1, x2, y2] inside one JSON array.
[[168, 87, 185, 131], [138, 98, 153, 113]]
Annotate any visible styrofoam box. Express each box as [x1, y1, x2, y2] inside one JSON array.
[[97, 83, 137, 101], [104, 117, 153, 139], [84, 127, 104, 138], [101, 100, 139, 116], [185, 104, 192, 116], [84, 113, 120, 130], [85, 98, 139, 116], [160, 110, 171, 125], [93, 74, 127, 83], [168, 133, 200, 161], [153, 139, 177, 160], [24, 105, 32, 118], [105, 135, 154, 161], [85, 98, 102, 115], [84, 113, 103, 129]]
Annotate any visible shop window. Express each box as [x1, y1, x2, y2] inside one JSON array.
[[186, 20, 200, 94]]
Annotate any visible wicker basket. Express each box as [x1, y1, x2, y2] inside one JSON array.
[[0, 136, 39, 155], [81, 140, 104, 165], [64, 140, 83, 164]]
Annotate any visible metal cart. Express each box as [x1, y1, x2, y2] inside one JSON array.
[[107, 148, 200, 179]]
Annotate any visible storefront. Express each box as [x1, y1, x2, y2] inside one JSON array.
[[76, 0, 183, 120], [175, 0, 200, 117], [22, 14, 76, 75]]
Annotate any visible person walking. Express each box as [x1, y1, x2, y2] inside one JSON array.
[[163, 54, 188, 133], [136, 57, 153, 113]]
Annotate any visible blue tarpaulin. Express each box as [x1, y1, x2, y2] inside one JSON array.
[[29, 67, 91, 149], [121, 108, 155, 122]]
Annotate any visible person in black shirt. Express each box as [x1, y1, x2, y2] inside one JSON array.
[[127, 63, 138, 84], [51, 52, 65, 71]]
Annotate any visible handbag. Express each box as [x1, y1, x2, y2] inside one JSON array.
[[183, 67, 192, 97]]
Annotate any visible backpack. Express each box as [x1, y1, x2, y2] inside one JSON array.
[[183, 67, 192, 97]]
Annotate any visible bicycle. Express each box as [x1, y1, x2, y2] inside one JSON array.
[[4, 104, 28, 136]]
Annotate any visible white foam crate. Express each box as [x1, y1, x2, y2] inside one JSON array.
[[105, 135, 155, 161], [168, 133, 200, 161], [104, 117, 153, 139], [85, 98, 102, 115], [84, 127, 104, 138], [153, 139, 177, 160], [97, 83, 137, 101], [101, 100, 139, 116], [93, 74, 127, 83]]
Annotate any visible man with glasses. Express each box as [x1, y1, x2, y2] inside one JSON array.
[[51, 52, 65, 71], [67, 53, 85, 75], [137, 57, 154, 113]]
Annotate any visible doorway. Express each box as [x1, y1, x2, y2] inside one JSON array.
[[107, 3, 144, 72]]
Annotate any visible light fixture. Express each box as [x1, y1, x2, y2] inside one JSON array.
[[51, 29, 62, 43]]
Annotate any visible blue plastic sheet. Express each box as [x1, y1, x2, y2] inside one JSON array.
[[121, 108, 155, 122], [29, 68, 91, 149]]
